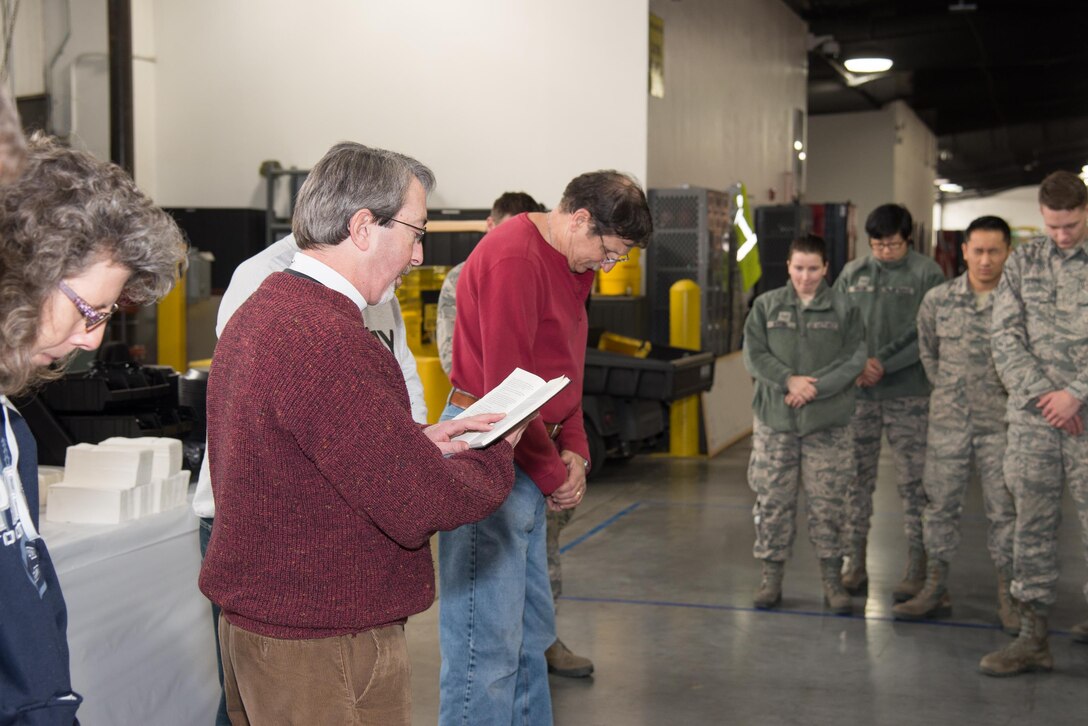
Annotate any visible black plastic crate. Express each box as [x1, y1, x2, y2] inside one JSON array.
[[58, 409, 192, 445], [41, 363, 174, 413], [584, 345, 715, 402]]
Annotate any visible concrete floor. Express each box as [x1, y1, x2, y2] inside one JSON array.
[[407, 438, 1088, 725]]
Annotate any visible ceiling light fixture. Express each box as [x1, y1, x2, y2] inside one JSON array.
[[939, 183, 964, 193], [843, 57, 893, 73]]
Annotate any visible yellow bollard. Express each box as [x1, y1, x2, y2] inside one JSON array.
[[157, 272, 187, 372], [669, 279, 701, 456], [415, 355, 452, 425], [598, 247, 642, 296]]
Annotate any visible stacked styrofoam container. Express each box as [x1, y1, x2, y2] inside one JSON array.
[[35, 466, 65, 508], [46, 437, 190, 524]]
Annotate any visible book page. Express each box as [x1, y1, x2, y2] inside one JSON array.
[[452, 368, 570, 448], [455, 369, 545, 418]]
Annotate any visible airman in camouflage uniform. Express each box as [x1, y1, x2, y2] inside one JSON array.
[[744, 234, 866, 614], [436, 262, 463, 375], [547, 508, 574, 602], [435, 192, 545, 375], [833, 204, 945, 602], [981, 172, 1088, 677], [893, 216, 1016, 628], [435, 192, 593, 676]]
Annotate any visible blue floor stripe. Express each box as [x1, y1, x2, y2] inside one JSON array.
[[558, 501, 642, 555], [558, 593, 1079, 637], [557, 500, 931, 557]]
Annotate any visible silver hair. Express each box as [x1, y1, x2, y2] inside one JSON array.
[[0, 133, 187, 395], [292, 142, 435, 249]]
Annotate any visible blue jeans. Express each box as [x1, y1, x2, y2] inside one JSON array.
[[438, 402, 556, 726], [199, 517, 232, 726]]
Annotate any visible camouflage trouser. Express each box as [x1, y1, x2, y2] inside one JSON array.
[[921, 421, 1015, 572], [748, 418, 853, 562], [844, 396, 929, 550], [546, 507, 574, 608], [1004, 411, 1088, 607]]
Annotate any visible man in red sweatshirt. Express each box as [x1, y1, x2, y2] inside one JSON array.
[[439, 171, 653, 725], [201, 142, 528, 726]]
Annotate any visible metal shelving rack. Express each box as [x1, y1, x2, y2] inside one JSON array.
[[645, 187, 737, 356], [261, 162, 310, 247]]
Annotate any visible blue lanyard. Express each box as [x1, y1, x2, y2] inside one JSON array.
[[0, 407, 12, 469]]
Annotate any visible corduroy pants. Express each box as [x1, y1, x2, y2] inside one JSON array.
[[219, 618, 410, 725]]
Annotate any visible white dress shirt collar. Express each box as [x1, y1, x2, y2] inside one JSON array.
[[289, 252, 369, 313]]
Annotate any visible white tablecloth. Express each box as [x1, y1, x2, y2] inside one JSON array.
[[41, 498, 220, 726]]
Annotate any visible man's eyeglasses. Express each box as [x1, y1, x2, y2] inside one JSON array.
[[385, 217, 426, 244], [870, 240, 907, 251], [599, 236, 630, 266], [59, 280, 118, 333]]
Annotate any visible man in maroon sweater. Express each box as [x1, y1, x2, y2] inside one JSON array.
[[200, 142, 528, 726], [439, 171, 653, 725]]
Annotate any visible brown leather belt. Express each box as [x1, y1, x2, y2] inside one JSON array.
[[449, 388, 562, 439]]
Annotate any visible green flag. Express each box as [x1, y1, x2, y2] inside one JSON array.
[[733, 183, 761, 292]]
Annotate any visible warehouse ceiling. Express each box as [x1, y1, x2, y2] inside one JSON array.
[[783, 0, 1088, 197]]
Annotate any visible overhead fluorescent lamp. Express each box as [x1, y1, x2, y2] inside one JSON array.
[[843, 57, 893, 73], [939, 183, 963, 193]]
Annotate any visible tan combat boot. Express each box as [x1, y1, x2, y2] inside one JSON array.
[[819, 557, 852, 615], [892, 545, 927, 603], [996, 571, 1020, 636], [841, 540, 868, 596], [892, 559, 951, 620], [1072, 620, 1088, 644], [979, 601, 1054, 677], [753, 560, 785, 610], [545, 638, 594, 678]]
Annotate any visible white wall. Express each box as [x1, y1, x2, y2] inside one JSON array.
[[808, 101, 936, 250], [807, 107, 893, 237], [10, 0, 44, 97], [41, 0, 109, 160], [11, 0, 112, 157], [132, 0, 157, 195], [890, 100, 937, 244], [646, 0, 807, 201], [149, 0, 648, 210], [936, 184, 1043, 233]]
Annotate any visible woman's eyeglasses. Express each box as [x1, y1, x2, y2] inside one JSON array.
[[58, 280, 118, 332]]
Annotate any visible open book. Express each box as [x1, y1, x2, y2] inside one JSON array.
[[452, 368, 571, 448]]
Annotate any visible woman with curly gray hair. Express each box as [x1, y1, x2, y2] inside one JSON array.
[[0, 129, 187, 724]]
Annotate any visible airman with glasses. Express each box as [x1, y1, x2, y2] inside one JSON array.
[[833, 203, 946, 603]]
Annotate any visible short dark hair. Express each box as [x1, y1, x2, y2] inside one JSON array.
[[787, 233, 827, 263], [865, 203, 912, 240], [1038, 170, 1087, 211], [965, 215, 1011, 245], [558, 170, 653, 248], [491, 191, 543, 221]]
